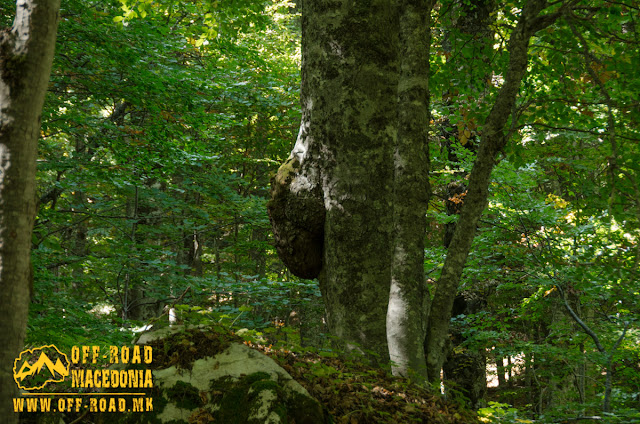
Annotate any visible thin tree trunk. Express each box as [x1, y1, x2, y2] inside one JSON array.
[[250, 227, 266, 278], [497, 356, 507, 388], [508, 355, 513, 386], [438, 0, 494, 398], [556, 283, 629, 413], [71, 139, 88, 289], [0, 1, 60, 422], [425, 0, 563, 382], [525, 353, 534, 408], [386, 0, 433, 380]]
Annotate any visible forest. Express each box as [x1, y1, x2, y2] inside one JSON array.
[[1, 0, 639, 423]]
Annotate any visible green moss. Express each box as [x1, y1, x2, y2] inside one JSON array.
[[274, 157, 300, 187], [114, 367, 323, 424], [244, 371, 272, 385], [209, 375, 234, 392], [209, 372, 290, 424], [250, 378, 279, 392], [152, 387, 169, 414], [0, 41, 27, 93], [148, 327, 240, 370], [110, 386, 167, 424], [286, 391, 325, 424], [209, 376, 248, 423], [268, 154, 325, 280], [165, 380, 202, 410]]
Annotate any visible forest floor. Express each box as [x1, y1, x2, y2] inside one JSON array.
[[248, 341, 480, 424]]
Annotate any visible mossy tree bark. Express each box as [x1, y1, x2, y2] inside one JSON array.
[[386, 0, 433, 380], [0, 1, 60, 422], [269, 0, 432, 367], [313, 1, 398, 362], [270, 0, 571, 383]]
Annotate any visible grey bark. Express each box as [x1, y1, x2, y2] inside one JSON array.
[[304, 0, 399, 363], [269, 0, 432, 365], [386, 0, 432, 380], [425, 0, 565, 382], [267, 155, 324, 280], [0, 1, 60, 422]]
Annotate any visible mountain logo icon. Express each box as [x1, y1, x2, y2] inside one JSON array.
[[13, 345, 70, 390]]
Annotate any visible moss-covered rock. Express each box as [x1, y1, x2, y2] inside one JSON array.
[[110, 326, 326, 424]]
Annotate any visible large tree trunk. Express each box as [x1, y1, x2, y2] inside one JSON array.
[[425, 0, 563, 382], [270, 0, 435, 367], [0, 1, 60, 422], [269, 0, 400, 363]]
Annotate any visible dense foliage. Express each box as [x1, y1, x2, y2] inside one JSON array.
[[25, 0, 311, 347], [3, 0, 638, 422], [426, 1, 640, 420]]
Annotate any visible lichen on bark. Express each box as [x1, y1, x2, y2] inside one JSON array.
[[0, 2, 61, 423], [268, 0, 399, 364]]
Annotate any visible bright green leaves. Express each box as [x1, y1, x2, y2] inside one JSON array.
[[113, 0, 220, 49], [31, 0, 302, 353], [113, 0, 159, 23]]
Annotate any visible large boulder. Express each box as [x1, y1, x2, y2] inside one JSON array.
[[120, 326, 326, 424]]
